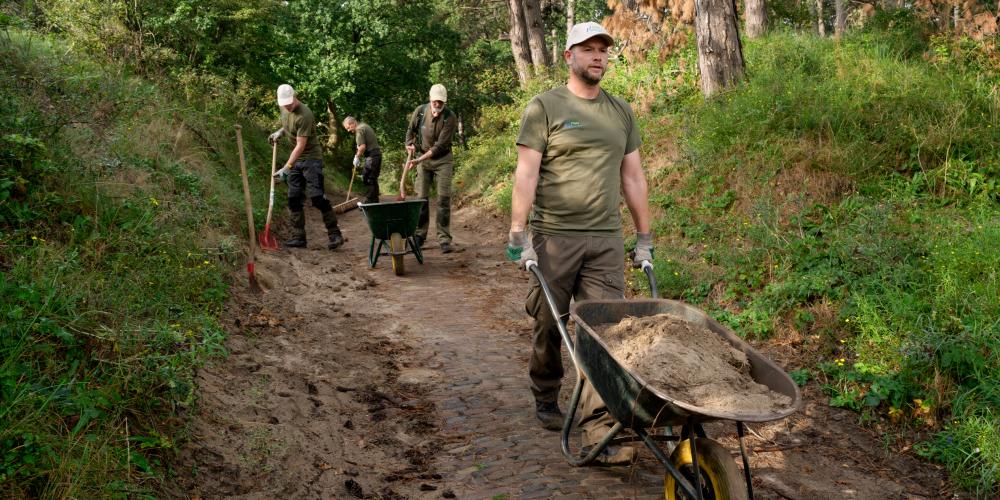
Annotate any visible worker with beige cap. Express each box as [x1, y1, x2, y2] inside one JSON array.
[[404, 83, 458, 253], [506, 22, 654, 465]]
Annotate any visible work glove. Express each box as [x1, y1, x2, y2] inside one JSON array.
[[631, 232, 654, 269], [268, 129, 284, 145], [353, 156, 361, 168], [273, 164, 291, 182], [506, 230, 538, 269]]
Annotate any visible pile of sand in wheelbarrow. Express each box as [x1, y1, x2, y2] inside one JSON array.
[[600, 313, 792, 414]]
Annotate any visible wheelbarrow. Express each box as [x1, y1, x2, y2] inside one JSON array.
[[526, 259, 800, 499], [358, 200, 426, 275]]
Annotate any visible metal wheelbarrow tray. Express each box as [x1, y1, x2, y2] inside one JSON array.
[[358, 200, 426, 275], [530, 263, 800, 500]]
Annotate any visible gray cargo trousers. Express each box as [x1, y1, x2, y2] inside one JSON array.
[[525, 232, 625, 447]]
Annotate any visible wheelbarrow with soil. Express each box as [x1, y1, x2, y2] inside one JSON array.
[[359, 200, 426, 275], [527, 259, 800, 499]]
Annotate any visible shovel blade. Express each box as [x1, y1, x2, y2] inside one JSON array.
[[259, 226, 279, 251]]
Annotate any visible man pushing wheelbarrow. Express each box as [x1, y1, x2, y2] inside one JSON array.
[[505, 22, 654, 466]]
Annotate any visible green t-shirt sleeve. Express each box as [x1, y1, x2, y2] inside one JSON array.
[[355, 128, 364, 147], [293, 113, 315, 138], [515, 97, 547, 153], [623, 101, 641, 155]]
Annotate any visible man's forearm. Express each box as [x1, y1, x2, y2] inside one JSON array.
[[286, 143, 306, 167], [621, 150, 651, 233], [510, 146, 542, 232]]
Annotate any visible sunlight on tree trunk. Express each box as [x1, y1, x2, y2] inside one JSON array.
[[834, 0, 846, 38], [695, 0, 746, 96], [745, 0, 768, 38], [817, 0, 826, 36], [567, 0, 576, 32]]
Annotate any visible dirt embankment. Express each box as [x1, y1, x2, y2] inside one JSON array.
[[171, 201, 958, 499]]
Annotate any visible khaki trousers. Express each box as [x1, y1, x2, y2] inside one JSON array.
[[525, 233, 625, 446], [415, 155, 453, 245]]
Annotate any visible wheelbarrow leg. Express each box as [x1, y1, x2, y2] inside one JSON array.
[[368, 237, 377, 267], [687, 416, 705, 500], [408, 236, 424, 264], [637, 427, 703, 500], [737, 421, 755, 500]]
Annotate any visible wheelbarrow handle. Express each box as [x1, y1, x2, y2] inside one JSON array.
[[525, 259, 658, 355], [640, 260, 659, 299], [526, 261, 579, 359]]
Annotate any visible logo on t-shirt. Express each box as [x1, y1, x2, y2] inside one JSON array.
[[563, 120, 583, 130]]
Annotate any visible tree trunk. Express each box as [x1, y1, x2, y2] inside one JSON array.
[[523, 0, 551, 71], [551, 27, 559, 62], [567, 0, 575, 33], [816, 0, 826, 36], [695, 0, 747, 96], [834, 0, 846, 38], [745, 0, 768, 38], [509, 0, 534, 85]]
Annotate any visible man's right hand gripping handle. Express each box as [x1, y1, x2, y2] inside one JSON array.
[[506, 231, 537, 269]]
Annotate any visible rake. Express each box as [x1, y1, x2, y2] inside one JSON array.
[[334, 161, 362, 213]]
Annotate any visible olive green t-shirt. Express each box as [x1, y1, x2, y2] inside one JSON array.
[[515, 86, 641, 235], [280, 102, 323, 161], [355, 122, 379, 152]]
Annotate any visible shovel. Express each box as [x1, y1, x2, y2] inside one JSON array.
[[396, 150, 413, 201], [334, 160, 362, 213], [234, 125, 262, 293], [258, 142, 279, 251]]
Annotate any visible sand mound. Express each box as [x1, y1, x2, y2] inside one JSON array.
[[599, 313, 792, 415]]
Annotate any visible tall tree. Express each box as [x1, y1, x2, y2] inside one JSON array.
[[508, 0, 534, 85], [694, 0, 746, 96], [834, 0, 847, 37], [745, 0, 768, 38], [567, 0, 576, 31], [522, 0, 551, 71], [816, 0, 826, 36]]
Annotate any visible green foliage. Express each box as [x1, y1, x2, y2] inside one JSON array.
[[859, 8, 932, 60], [647, 28, 1000, 494], [0, 30, 265, 496], [687, 32, 1000, 183]]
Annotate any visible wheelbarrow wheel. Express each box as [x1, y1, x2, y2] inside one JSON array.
[[664, 438, 747, 500], [389, 232, 405, 276]]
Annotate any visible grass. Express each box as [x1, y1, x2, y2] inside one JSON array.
[[0, 30, 276, 496], [457, 18, 999, 496]]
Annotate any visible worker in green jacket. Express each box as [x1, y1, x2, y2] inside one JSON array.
[[404, 84, 457, 254]]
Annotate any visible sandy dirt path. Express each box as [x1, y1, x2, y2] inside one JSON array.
[[173, 200, 957, 499]]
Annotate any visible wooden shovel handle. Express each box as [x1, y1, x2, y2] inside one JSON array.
[[265, 142, 277, 226], [235, 125, 256, 260], [399, 150, 413, 198]]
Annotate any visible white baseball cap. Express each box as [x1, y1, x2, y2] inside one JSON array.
[[276, 84, 295, 106], [565, 22, 614, 51], [429, 84, 447, 103]]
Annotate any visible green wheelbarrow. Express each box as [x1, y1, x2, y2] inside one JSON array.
[[358, 200, 425, 275]]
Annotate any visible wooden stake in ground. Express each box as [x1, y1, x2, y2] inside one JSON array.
[[235, 124, 262, 293]]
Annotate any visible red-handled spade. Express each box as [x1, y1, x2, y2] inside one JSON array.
[[258, 142, 279, 251]]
